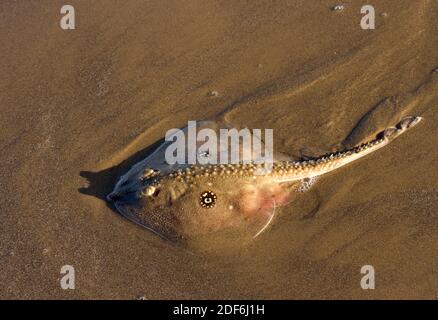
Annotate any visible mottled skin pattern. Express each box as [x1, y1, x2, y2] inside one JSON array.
[[108, 116, 422, 243]]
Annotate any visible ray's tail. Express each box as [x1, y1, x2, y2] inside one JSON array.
[[283, 116, 423, 179]]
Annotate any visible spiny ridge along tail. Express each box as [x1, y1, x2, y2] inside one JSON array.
[[290, 116, 423, 177]]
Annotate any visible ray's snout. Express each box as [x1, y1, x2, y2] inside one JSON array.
[[106, 188, 138, 205], [106, 176, 141, 204], [107, 168, 161, 204], [107, 191, 120, 202], [106, 190, 132, 203]]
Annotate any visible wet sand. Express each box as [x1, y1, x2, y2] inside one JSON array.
[[0, 0, 437, 299]]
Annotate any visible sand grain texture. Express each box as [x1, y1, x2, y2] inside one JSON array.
[[0, 0, 437, 299]]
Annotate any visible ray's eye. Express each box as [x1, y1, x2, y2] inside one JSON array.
[[200, 190, 217, 209]]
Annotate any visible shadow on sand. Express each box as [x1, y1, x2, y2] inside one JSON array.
[[78, 139, 164, 203]]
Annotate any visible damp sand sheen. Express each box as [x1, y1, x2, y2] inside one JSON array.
[[1, 1, 438, 299], [107, 116, 423, 249]]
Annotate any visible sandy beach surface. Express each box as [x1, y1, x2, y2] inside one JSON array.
[[0, 0, 437, 299]]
